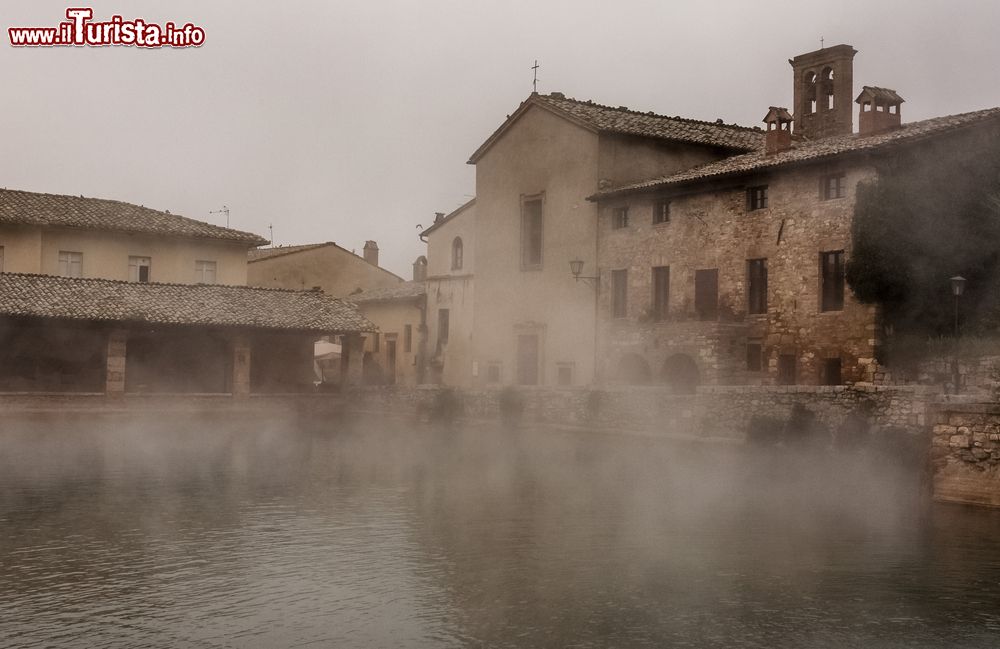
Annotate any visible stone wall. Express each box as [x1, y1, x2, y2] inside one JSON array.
[[596, 163, 879, 388], [349, 384, 934, 441], [931, 403, 1000, 507]]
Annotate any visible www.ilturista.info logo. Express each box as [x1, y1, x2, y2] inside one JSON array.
[[8, 8, 205, 48]]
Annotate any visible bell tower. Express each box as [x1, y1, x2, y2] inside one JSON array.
[[789, 44, 857, 140]]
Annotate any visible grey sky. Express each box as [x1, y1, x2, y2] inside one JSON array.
[[3, 0, 999, 276]]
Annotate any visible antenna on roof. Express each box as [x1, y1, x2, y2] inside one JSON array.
[[531, 59, 540, 93], [268, 224, 274, 245], [210, 205, 230, 228], [820, 36, 824, 49]]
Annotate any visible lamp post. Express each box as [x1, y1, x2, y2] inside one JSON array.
[[569, 259, 599, 288], [950, 275, 966, 337], [950, 275, 966, 395]]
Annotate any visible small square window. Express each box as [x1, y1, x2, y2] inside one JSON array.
[[821, 173, 846, 200], [653, 201, 670, 225], [822, 357, 843, 385], [611, 207, 629, 229], [195, 260, 217, 284], [486, 363, 502, 384], [128, 256, 151, 283], [747, 185, 768, 211], [58, 251, 83, 277], [556, 363, 573, 386]]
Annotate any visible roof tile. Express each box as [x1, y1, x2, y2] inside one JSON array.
[[0, 273, 375, 333], [0, 189, 268, 246], [593, 107, 1000, 198]]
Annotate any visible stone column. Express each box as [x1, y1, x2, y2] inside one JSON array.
[[233, 335, 251, 397], [105, 329, 128, 397], [341, 333, 364, 387]]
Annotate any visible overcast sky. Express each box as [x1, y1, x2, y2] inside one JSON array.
[[3, 0, 1000, 276]]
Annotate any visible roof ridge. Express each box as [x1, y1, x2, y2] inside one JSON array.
[[539, 93, 763, 132], [590, 105, 1000, 199], [0, 271, 339, 297]]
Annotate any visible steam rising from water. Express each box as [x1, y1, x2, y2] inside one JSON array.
[[2, 416, 1000, 648]]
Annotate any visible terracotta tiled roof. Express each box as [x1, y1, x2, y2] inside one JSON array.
[[856, 86, 905, 105], [247, 242, 331, 262], [0, 273, 375, 333], [348, 281, 425, 304], [0, 189, 268, 246], [592, 107, 1000, 199], [469, 93, 763, 163]]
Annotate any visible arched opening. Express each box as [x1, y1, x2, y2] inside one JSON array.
[[660, 354, 699, 394], [616, 353, 651, 385], [451, 237, 463, 270]]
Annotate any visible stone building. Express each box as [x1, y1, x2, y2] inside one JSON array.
[[590, 45, 1000, 388], [348, 280, 426, 386], [420, 199, 475, 386], [447, 93, 761, 388], [247, 239, 422, 386], [0, 189, 374, 395]]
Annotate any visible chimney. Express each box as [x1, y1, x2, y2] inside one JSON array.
[[412, 255, 427, 282], [856, 86, 904, 136], [363, 240, 379, 266], [762, 106, 794, 154], [789, 44, 857, 139]]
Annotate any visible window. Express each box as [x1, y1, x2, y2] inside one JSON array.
[[195, 260, 217, 284], [822, 358, 843, 385], [58, 251, 82, 277], [611, 269, 627, 318], [778, 354, 797, 385], [372, 332, 380, 353], [451, 237, 463, 270], [128, 256, 151, 283], [611, 207, 629, 229], [437, 308, 450, 347], [695, 269, 719, 320], [652, 266, 670, 321], [653, 200, 671, 225], [486, 363, 502, 384], [404, 324, 412, 353], [822, 173, 847, 200], [556, 363, 573, 386], [521, 196, 543, 269], [747, 258, 768, 314], [820, 250, 845, 311], [746, 342, 763, 372], [747, 185, 768, 211]]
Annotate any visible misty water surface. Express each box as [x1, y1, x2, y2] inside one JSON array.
[[2, 415, 1000, 648]]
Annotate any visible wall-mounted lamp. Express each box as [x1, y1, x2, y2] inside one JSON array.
[[570, 259, 599, 289]]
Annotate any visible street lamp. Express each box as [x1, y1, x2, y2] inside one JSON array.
[[569, 259, 599, 288], [950, 275, 966, 337], [950, 275, 966, 395]]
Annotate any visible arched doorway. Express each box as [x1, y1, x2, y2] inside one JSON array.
[[616, 353, 651, 385], [661, 354, 699, 394]]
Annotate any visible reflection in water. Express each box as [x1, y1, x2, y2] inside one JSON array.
[[2, 417, 1000, 648]]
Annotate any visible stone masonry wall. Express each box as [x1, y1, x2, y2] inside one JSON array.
[[597, 163, 879, 388], [931, 403, 1000, 507], [350, 384, 933, 441]]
